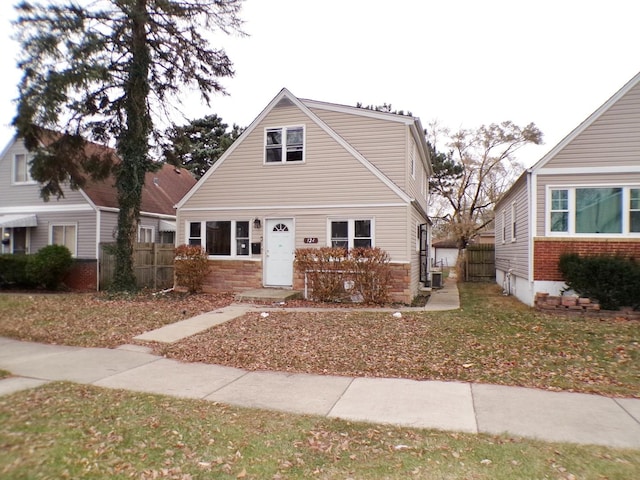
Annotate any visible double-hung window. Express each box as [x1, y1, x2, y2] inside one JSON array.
[[188, 220, 250, 256], [51, 224, 77, 256], [330, 219, 373, 249], [549, 187, 639, 235], [13, 153, 33, 184], [265, 126, 304, 163], [138, 226, 154, 243], [631, 189, 640, 232]]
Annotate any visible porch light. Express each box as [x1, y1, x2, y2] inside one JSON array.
[[253, 218, 262, 229]]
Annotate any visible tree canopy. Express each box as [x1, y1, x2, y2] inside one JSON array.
[[164, 114, 243, 180], [12, 0, 244, 290], [428, 121, 543, 248]]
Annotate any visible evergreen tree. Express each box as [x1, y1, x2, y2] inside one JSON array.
[[12, 0, 244, 290], [164, 114, 243, 179]]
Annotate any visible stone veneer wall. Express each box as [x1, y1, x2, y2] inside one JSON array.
[[197, 260, 414, 304], [534, 238, 640, 281], [200, 259, 263, 293]]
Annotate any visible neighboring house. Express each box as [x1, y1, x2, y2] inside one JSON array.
[[495, 72, 640, 306], [176, 88, 433, 303], [0, 136, 196, 290], [431, 238, 459, 268]]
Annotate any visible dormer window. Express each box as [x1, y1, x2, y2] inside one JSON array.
[[265, 126, 304, 163]]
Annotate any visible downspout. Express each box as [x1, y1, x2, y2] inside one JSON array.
[[528, 170, 536, 305]]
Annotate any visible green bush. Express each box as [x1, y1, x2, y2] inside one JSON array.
[[295, 247, 392, 304], [174, 244, 210, 293], [559, 253, 640, 310], [26, 245, 74, 290], [0, 254, 35, 288]]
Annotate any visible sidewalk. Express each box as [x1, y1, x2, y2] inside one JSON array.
[[1, 333, 639, 449], [1, 278, 639, 449]]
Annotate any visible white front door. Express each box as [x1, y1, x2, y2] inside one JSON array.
[[265, 218, 294, 286]]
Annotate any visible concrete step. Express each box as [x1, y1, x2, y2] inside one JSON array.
[[235, 288, 303, 303]]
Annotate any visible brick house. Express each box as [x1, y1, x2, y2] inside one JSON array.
[[495, 72, 640, 306]]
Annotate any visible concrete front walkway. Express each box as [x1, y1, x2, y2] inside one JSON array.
[[1, 335, 639, 449], [134, 275, 461, 344]]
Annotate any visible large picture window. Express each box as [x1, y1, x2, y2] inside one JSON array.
[[549, 187, 638, 235], [188, 220, 250, 256], [265, 126, 304, 163], [330, 219, 372, 249]]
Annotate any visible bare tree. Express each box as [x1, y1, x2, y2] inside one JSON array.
[[428, 121, 543, 248]]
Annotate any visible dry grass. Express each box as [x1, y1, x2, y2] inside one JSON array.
[[1, 283, 638, 397]]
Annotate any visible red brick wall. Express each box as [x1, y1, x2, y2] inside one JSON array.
[[64, 260, 98, 291], [534, 238, 640, 281]]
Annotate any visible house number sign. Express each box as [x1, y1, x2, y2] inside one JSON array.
[[304, 237, 319, 244]]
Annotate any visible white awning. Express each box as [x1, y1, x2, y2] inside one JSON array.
[[159, 219, 176, 232], [0, 214, 38, 228]]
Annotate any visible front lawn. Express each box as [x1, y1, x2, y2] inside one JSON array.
[[158, 284, 640, 398], [1, 284, 638, 397], [1, 382, 638, 479]]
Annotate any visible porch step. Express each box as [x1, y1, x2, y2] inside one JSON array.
[[235, 288, 303, 303]]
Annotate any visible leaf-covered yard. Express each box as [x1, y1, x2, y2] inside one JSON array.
[[0, 284, 638, 398]]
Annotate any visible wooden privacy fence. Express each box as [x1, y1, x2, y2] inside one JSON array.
[[99, 242, 175, 290], [461, 244, 495, 282]]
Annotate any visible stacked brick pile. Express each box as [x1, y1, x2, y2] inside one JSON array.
[[535, 292, 639, 320]]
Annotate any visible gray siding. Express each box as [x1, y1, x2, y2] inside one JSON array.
[[495, 176, 530, 279], [546, 80, 640, 168], [0, 138, 89, 208]]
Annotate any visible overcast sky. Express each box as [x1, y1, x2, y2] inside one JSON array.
[[1, 0, 639, 167]]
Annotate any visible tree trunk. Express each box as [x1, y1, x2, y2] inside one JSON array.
[[112, 0, 152, 291]]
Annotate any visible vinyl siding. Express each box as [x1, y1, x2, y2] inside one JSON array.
[[535, 172, 640, 236], [99, 211, 119, 243], [184, 104, 405, 209], [23, 210, 97, 258], [546, 81, 640, 168], [308, 107, 408, 190], [0, 138, 89, 209], [495, 177, 529, 279], [178, 205, 410, 261]]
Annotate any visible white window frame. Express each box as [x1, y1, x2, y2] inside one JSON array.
[[50, 223, 78, 257], [12, 153, 35, 184], [187, 220, 251, 258], [138, 225, 155, 243], [511, 202, 517, 242], [546, 185, 640, 237], [264, 125, 305, 164], [327, 218, 375, 249], [501, 209, 506, 244], [631, 188, 640, 233], [410, 142, 416, 179]]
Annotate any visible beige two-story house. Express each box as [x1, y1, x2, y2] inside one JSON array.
[[176, 89, 433, 303]]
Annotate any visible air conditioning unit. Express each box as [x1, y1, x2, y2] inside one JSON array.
[[431, 271, 443, 289]]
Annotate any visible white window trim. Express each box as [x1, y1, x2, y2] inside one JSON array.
[[326, 218, 375, 249], [188, 220, 252, 258], [511, 202, 517, 242], [12, 153, 36, 185], [138, 225, 155, 243], [49, 223, 78, 257], [501, 209, 506, 244], [410, 142, 416, 179], [263, 125, 306, 164], [546, 184, 640, 237]]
